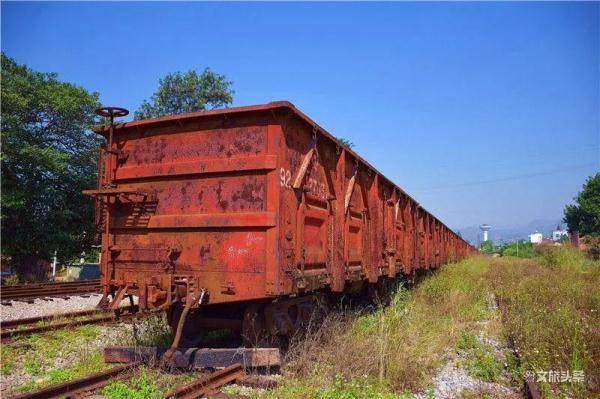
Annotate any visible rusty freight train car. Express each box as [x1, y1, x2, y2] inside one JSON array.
[[85, 101, 473, 345]]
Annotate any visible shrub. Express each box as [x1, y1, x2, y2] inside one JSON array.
[[534, 243, 594, 270], [499, 241, 533, 258], [580, 236, 600, 260], [130, 313, 172, 347]]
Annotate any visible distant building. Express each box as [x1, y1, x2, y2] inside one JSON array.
[[529, 232, 543, 244], [552, 225, 568, 242]]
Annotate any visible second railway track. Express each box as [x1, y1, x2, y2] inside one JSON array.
[[0, 279, 101, 303], [165, 363, 246, 399], [1, 306, 140, 340], [8, 362, 142, 399], [7, 362, 245, 399]]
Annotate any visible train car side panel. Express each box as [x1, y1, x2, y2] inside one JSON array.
[[89, 102, 474, 316], [97, 114, 279, 308]]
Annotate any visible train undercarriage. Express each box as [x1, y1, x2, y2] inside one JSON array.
[[100, 276, 402, 351]]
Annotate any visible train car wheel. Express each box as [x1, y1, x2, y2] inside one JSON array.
[[242, 302, 274, 348]]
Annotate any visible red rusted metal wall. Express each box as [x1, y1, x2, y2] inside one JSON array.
[[88, 102, 474, 311]]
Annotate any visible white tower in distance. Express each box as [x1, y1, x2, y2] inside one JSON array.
[[480, 224, 491, 242]]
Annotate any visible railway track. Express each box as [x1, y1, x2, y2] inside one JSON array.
[[8, 362, 142, 399], [7, 362, 244, 399], [165, 364, 246, 399], [1, 279, 101, 303], [1, 307, 139, 340], [496, 295, 542, 399]]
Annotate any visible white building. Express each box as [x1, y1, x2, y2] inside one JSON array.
[[552, 229, 568, 242], [529, 232, 543, 244]]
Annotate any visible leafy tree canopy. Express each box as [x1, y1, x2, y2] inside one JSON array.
[[564, 173, 600, 237], [1, 53, 101, 278], [134, 68, 234, 120], [479, 240, 494, 254]]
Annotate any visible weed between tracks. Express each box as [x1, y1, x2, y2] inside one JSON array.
[[0, 312, 181, 395], [229, 247, 598, 399], [0, 324, 110, 393], [101, 367, 199, 399], [455, 330, 505, 383], [488, 247, 600, 398], [98, 313, 218, 398], [129, 312, 173, 348], [0, 310, 203, 397]]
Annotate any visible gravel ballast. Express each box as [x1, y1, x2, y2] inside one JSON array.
[[0, 294, 104, 322]]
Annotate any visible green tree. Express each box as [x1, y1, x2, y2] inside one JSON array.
[[1, 54, 101, 279], [564, 173, 600, 237], [479, 240, 494, 254], [134, 68, 234, 119], [499, 240, 533, 258]]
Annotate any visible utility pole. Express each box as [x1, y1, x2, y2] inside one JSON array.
[[52, 250, 58, 281]]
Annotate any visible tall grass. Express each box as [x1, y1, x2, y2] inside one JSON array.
[[261, 257, 493, 397], [253, 247, 599, 398], [488, 246, 600, 397], [129, 312, 173, 348]]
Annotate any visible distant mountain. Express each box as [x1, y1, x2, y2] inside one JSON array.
[[456, 219, 564, 246]]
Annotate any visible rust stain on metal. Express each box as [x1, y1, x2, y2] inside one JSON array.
[[85, 101, 474, 338]]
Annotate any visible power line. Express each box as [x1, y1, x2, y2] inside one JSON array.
[[422, 145, 599, 170], [416, 163, 597, 192]]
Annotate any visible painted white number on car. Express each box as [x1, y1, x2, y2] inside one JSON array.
[[280, 167, 327, 199], [280, 168, 292, 188]]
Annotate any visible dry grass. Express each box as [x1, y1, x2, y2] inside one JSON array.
[[254, 256, 493, 398], [128, 312, 173, 348], [488, 246, 600, 398], [252, 248, 599, 398]]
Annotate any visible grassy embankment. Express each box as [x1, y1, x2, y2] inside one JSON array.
[[226, 246, 599, 398]]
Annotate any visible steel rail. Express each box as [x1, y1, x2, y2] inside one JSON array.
[[1, 279, 100, 292], [1, 280, 101, 302], [2, 283, 99, 291], [165, 363, 246, 399], [1, 308, 140, 341], [1, 287, 99, 296], [1, 308, 105, 329], [7, 362, 141, 399], [1, 288, 101, 301]]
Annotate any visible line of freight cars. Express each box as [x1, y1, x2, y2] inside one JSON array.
[[85, 101, 474, 345]]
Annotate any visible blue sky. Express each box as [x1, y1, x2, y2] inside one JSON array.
[[2, 2, 598, 231]]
